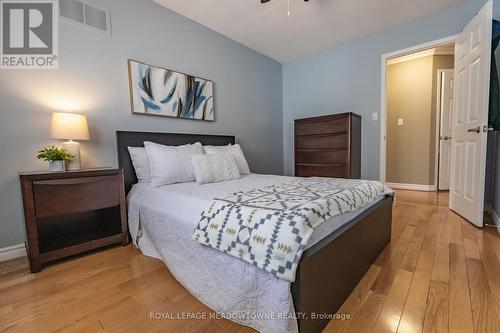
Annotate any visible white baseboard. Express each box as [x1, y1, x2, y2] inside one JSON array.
[[0, 243, 27, 262], [385, 182, 437, 192], [490, 210, 500, 235]]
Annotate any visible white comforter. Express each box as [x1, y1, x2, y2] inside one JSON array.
[[127, 174, 384, 333]]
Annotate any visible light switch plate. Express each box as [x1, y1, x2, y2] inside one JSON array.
[[372, 112, 378, 121], [398, 118, 404, 127]]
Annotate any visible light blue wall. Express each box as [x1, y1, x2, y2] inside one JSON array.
[[282, 0, 492, 178], [0, 0, 283, 248]]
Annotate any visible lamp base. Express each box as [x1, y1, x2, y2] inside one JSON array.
[[63, 140, 81, 170]]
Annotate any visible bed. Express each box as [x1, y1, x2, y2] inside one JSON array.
[[117, 131, 393, 333]]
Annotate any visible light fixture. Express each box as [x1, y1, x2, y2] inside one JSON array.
[[50, 112, 90, 170], [260, 0, 309, 2], [260, 0, 308, 16]]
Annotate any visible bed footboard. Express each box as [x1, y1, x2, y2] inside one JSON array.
[[291, 195, 393, 333]]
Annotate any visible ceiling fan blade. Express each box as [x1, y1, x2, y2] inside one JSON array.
[[261, 0, 308, 3]]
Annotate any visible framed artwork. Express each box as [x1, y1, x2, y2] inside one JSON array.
[[127, 59, 215, 121]]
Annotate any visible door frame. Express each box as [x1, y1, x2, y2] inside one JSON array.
[[379, 35, 457, 187], [436, 69, 454, 190]]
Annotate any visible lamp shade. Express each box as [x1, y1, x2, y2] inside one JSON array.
[[50, 112, 89, 141]]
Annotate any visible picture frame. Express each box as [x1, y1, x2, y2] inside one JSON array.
[[127, 59, 215, 121]]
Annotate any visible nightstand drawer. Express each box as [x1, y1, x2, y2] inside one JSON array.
[[33, 175, 120, 218]]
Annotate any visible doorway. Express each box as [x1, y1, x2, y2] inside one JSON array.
[[382, 42, 455, 193], [380, 1, 493, 229]]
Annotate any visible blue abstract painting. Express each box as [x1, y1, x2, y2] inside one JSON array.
[[128, 59, 214, 121]]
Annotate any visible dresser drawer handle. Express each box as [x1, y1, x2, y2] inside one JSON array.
[[34, 176, 116, 186]]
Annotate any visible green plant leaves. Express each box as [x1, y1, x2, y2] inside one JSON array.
[[36, 145, 74, 161]]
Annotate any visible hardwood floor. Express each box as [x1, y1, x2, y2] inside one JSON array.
[[1, 190, 499, 332]]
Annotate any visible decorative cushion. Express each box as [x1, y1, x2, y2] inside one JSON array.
[[203, 144, 250, 175], [144, 141, 203, 187], [127, 147, 151, 183], [191, 154, 241, 184]]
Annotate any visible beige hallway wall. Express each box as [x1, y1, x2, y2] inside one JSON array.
[[386, 54, 454, 185]]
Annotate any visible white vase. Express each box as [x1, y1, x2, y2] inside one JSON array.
[[49, 160, 65, 172]]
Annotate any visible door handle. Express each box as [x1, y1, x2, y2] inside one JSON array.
[[467, 126, 481, 133], [440, 136, 452, 140]]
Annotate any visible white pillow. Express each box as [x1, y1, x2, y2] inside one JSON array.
[[203, 144, 250, 175], [191, 154, 241, 184], [127, 147, 151, 183], [144, 141, 203, 187]]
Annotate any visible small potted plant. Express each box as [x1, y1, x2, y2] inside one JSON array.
[[36, 145, 74, 172]]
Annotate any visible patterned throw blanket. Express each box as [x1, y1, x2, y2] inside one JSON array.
[[192, 178, 393, 282]]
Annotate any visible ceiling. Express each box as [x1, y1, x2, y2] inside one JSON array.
[[154, 0, 468, 62]]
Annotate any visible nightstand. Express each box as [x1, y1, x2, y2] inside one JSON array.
[[19, 168, 128, 273]]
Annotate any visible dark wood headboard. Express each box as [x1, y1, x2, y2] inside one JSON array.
[[116, 131, 235, 194]]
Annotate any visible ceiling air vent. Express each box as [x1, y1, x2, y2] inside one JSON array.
[[60, 0, 111, 34]]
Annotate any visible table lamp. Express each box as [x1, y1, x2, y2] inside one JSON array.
[[50, 112, 89, 170]]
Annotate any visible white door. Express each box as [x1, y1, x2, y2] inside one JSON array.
[[450, 0, 492, 227], [438, 70, 454, 190]]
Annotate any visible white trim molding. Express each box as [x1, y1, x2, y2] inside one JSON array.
[[387, 47, 454, 66], [0, 243, 27, 262], [385, 182, 437, 192], [490, 209, 500, 235]]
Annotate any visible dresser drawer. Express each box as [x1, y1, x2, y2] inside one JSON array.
[[295, 117, 348, 136], [296, 149, 348, 165], [33, 175, 120, 218], [296, 134, 348, 150], [296, 165, 348, 178]]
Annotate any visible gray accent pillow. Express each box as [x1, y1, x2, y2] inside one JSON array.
[[203, 144, 251, 175], [191, 154, 241, 184]]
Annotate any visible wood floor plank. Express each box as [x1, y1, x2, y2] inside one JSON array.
[[431, 209, 451, 283], [449, 213, 466, 246], [371, 269, 413, 333], [396, 210, 440, 333], [422, 280, 449, 333], [371, 215, 418, 294], [399, 214, 430, 273], [390, 204, 418, 243], [395, 261, 432, 333], [448, 242, 474, 333], [0, 246, 142, 309], [2, 287, 128, 332], [52, 314, 105, 333], [465, 257, 500, 333], [0, 259, 163, 331], [393, 190, 448, 208], [476, 230, 500, 321], [461, 219, 479, 240], [483, 229, 500, 259], [463, 238, 482, 260], [343, 291, 386, 333]]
